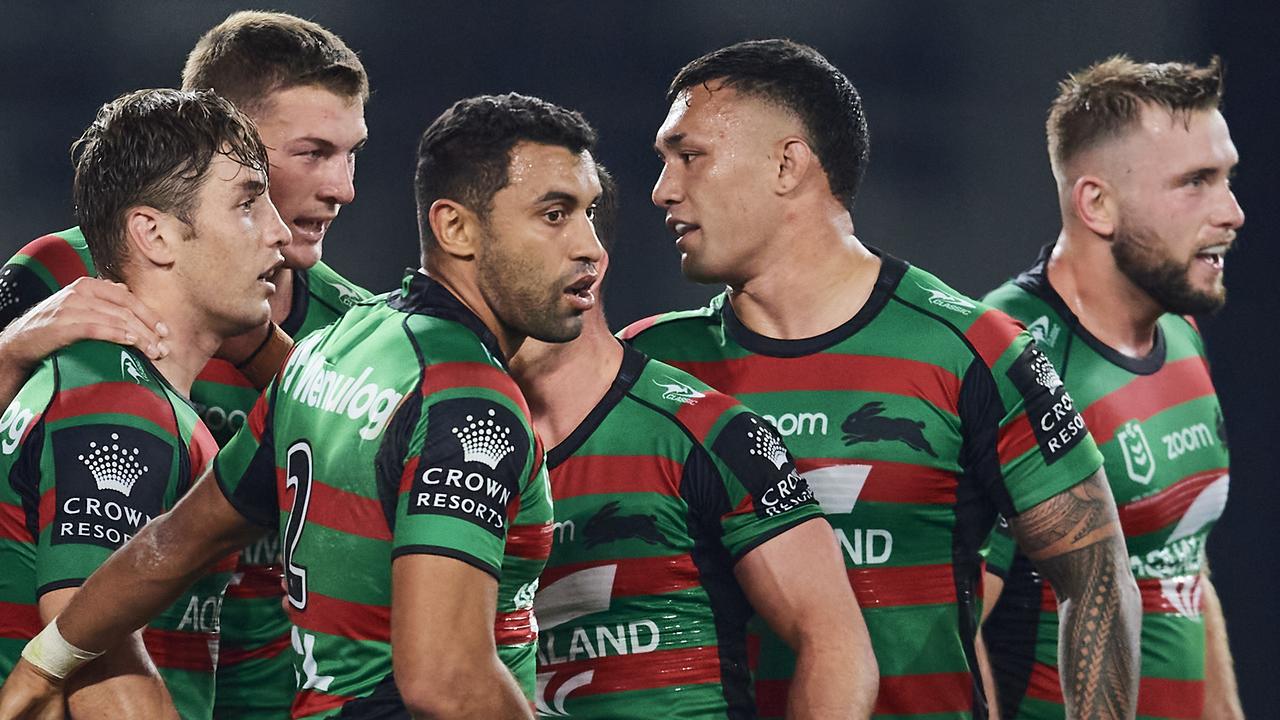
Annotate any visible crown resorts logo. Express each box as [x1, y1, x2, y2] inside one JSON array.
[[746, 416, 789, 470], [1030, 351, 1064, 394], [452, 408, 516, 470], [79, 432, 148, 497], [0, 267, 16, 313]]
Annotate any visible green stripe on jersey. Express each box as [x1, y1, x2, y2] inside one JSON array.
[[980, 247, 1228, 720], [624, 251, 1102, 720]]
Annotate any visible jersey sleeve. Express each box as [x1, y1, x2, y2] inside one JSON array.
[[699, 408, 825, 561], [0, 231, 94, 329], [959, 322, 1104, 516], [214, 383, 282, 531], [392, 392, 534, 580]]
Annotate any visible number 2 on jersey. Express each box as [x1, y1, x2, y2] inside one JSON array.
[[283, 440, 314, 610]]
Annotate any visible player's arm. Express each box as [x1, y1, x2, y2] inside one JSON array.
[[735, 517, 877, 719], [1009, 469, 1140, 720], [392, 555, 533, 719], [976, 571, 1004, 720], [0, 471, 267, 717], [1200, 562, 1243, 720], [0, 278, 168, 407]]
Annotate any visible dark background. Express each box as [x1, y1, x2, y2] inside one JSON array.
[[2, 1, 1275, 711]]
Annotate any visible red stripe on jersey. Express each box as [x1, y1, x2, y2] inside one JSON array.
[[793, 458, 958, 505], [195, 359, 255, 389], [550, 455, 684, 500], [539, 554, 700, 597], [1117, 468, 1226, 537], [18, 234, 91, 287], [293, 688, 355, 718], [247, 390, 269, 441], [1081, 357, 1215, 444], [420, 362, 529, 418], [143, 627, 216, 672], [219, 630, 291, 667], [849, 563, 956, 608], [964, 309, 1022, 368], [291, 591, 390, 642], [37, 488, 54, 533], [189, 423, 219, 478], [541, 644, 722, 696], [43, 382, 178, 435], [617, 315, 660, 340], [0, 502, 30, 542], [495, 608, 534, 646], [673, 391, 740, 443], [0, 601, 40, 640], [669, 354, 961, 411], [1037, 577, 1204, 616], [226, 563, 284, 599], [1137, 676, 1203, 719], [757, 671, 974, 716], [505, 522, 553, 561], [278, 470, 391, 542], [996, 413, 1039, 467], [1024, 659, 1063, 702]]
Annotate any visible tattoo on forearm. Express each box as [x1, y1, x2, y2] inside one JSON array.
[[1014, 475, 1112, 555]]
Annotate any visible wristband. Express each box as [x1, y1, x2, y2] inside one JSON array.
[[20, 618, 103, 680]]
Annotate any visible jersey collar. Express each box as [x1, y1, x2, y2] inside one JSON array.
[[389, 269, 507, 366], [545, 341, 649, 469]]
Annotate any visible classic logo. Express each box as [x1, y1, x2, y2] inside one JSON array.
[[328, 281, 361, 307], [841, 402, 936, 457], [452, 408, 516, 469], [1160, 575, 1203, 620], [916, 282, 977, 315], [79, 432, 149, 497], [583, 501, 673, 549], [652, 376, 704, 405], [120, 351, 148, 385], [1006, 343, 1086, 465], [0, 399, 34, 455], [1117, 419, 1156, 484], [1027, 315, 1062, 348], [747, 416, 789, 470]]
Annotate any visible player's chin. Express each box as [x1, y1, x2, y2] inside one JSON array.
[[282, 241, 323, 271], [527, 313, 585, 345]]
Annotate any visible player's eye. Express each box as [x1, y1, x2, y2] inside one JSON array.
[[240, 197, 257, 211], [586, 204, 597, 221], [545, 209, 566, 224]]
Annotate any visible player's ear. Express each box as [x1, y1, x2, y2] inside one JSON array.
[[775, 136, 813, 195], [1071, 174, 1117, 237], [428, 199, 480, 261], [123, 205, 181, 268]]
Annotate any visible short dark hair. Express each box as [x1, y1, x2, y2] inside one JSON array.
[[1048, 55, 1224, 176], [72, 88, 270, 282], [414, 93, 598, 250], [592, 164, 619, 251], [668, 38, 870, 210], [182, 11, 369, 115]]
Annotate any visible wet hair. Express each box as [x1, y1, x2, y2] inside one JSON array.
[[182, 11, 369, 115], [1048, 55, 1224, 176], [414, 92, 597, 251], [668, 38, 869, 210], [72, 88, 269, 281], [592, 164, 618, 251]]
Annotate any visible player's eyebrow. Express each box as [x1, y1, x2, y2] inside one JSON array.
[[239, 178, 267, 196], [656, 132, 687, 152], [535, 190, 583, 207]]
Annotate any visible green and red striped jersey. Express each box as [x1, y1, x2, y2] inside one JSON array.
[[0, 227, 371, 718], [623, 251, 1104, 720], [981, 247, 1229, 720], [534, 343, 824, 718], [214, 271, 552, 719], [0, 340, 234, 718]]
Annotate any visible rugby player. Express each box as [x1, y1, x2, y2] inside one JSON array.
[[0, 88, 290, 717], [0, 92, 603, 720], [623, 39, 1141, 719], [0, 13, 372, 717], [979, 56, 1244, 720], [510, 169, 878, 718]]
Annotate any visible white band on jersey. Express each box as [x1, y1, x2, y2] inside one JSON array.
[[20, 618, 103, 680]]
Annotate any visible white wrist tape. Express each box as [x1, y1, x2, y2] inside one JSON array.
[[20, 619, 103, 680]]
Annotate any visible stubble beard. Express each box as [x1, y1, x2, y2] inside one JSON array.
[[476, 229, 582, 345], [1111, 223, 1226, 316]]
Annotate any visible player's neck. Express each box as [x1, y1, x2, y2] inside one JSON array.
[[509, 312, 622, 451], [1048, 230, 1164, 357], [125, 279, 223, 396], [728, 225, 880, 340], [423, 266, 527, 360], [268, 266, 295, 325]]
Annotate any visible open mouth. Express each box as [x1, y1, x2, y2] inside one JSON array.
[[292, 218, 332, 243], [1195, 243, 1229, 271], [258, 259, 284, 290], [667, 217, 700, 241], [564, 275, 598, 311]]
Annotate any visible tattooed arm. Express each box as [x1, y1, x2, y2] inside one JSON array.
[[1008, 469, 1140, 720]]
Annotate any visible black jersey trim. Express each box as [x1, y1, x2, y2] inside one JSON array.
[[1013, 245, 1166, 376], [730, 514, 823, 564], [982, 551, 1044, 719], [279, 268, 312, 337], [389, 545, 501, 581], [36, 578, 86, 597], [719, 247, 908, 358], [388, 270, 507, 369], [546, 342, 649, 469], [214, 381, 282, 531], [333, 671, 409, 718]]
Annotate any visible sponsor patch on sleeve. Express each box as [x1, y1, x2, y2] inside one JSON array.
[[0, 264, 56, 327], [711, 413, 817, 519], [408, 398, 528, 538], [50, 424, 171, 550], [1004, 342, 1087, 465]]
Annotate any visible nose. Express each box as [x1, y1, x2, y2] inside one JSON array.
[[321, 154, 357, 206], [574, 213, 605, 265], [264, 197, 291, 249], [651, 163, 681, 208], [1216, 187, 1245, 230]]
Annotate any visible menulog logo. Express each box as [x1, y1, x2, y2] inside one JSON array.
[[279, 336, 403, 440]]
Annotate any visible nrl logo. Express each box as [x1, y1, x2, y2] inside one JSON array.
[[328, 281, 361, 307], [120, 351, 148, 385], [653, 376, 704, 405], [1027, 315, 1061, 348], [916, 282, 976, 315], [1117, 419, 1155, 484], [452, 408, 516, 470]]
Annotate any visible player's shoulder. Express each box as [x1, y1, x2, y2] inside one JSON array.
[[42, 341, 185, 430], [1158, 312, 1207, 357], [304, 260, 372, 311], [892, 264, 1029, 368], [629, 355, 751, 446], [618, 294, 725, 345], [7, 227, 93, 270]]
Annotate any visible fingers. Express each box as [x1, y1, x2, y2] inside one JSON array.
[[6, 279, 170, 363], [78, 279, 169, 339]]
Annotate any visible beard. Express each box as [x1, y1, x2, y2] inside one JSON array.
[[1111, 224, 1227, 316], [475, 226, 586, 345]]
